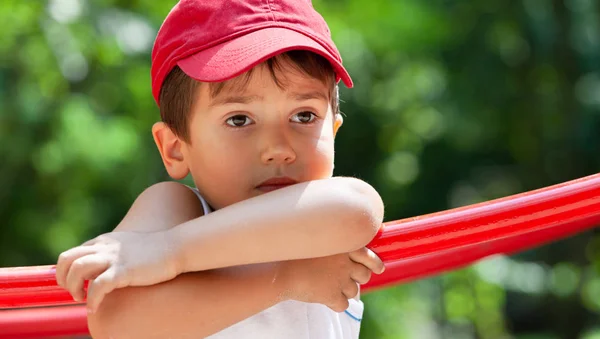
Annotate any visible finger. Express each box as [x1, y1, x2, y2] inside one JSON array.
[[65, 256, 110, 302], [329, 296, 350, 313], [86, 268, 121, 314], [342, 278, 359, 300], [81, 238, 98, 246], [349, 247, 385, 274], [56, 246, 102, 288], [349, 262, 372, 285]]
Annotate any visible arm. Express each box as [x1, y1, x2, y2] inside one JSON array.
[[170, 176, 384, 273], [64, 177, 382, 309], [87, 181, 381, 338], [88, 263, 286, 339]]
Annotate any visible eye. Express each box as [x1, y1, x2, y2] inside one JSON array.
[[226, 115, 253, 127], [291, 111, 317, 124]]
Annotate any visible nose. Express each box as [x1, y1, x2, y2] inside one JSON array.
[[260, 129, 296, 165]]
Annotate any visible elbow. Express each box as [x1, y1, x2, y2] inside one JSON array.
[[87, 289, 137, 339], [333, 177, 384, 248], [87, 303, 110, 339]]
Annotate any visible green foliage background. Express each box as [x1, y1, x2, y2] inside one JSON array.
[[1, 0, 599, 338]]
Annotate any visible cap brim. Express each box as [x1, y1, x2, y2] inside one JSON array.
[[177, 27, 353, 88]]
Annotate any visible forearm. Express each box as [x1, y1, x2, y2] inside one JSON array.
[[88, 263, 283, 339], [172, 177, 384, 273]]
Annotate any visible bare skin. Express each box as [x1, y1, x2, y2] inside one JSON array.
[[56, 59, 385, 338]]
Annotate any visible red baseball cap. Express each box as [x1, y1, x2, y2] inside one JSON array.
[[150, 0, 353, 106]]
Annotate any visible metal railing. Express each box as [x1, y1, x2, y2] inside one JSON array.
[[2, 173, 600, 338]]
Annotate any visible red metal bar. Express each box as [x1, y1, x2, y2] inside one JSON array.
[[363, 207, 600, 290], [3, 206, 597, 339], [3, 215, 593, 339], [362, 173, 600, 289], [0, 173, 599, 338], [0, 266, 78, 309], [0, 306, 88, 339], [367, 173, 600, 262], [1, 173, 600, 309], [0, 287, 78, 309]]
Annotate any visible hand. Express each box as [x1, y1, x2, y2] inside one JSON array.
[[276, 247, 384, 312], [55, 230, 181, 313]]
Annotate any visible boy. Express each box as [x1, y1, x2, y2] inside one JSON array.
[[55, 0, 385, 338]]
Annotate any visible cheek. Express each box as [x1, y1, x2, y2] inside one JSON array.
[[303, 130, 336, 177], [187, 135, 252, 200], [315, 135, 335, 160], [191, 137, 250, 177]]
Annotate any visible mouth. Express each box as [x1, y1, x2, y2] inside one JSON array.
[[256, 177, 298, 192]]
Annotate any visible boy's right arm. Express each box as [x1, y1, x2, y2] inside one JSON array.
[[89, 263, 282, 339], [87, 182, 379, 339], [89, 258, 372, 339], [90, 256, 373, 339]]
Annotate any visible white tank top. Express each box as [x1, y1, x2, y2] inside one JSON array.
[[189, 188, 364, 339]]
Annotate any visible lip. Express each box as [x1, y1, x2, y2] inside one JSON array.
[[256, 177, 298, 192]]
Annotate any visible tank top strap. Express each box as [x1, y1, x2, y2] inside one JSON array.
[[187, 186, 213, 214]]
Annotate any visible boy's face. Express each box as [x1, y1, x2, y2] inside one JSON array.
[[179, 61, 342, 210]]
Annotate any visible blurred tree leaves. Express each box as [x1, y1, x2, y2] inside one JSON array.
[[1, 0, 599, 338]]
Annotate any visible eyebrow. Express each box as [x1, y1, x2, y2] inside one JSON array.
[[209, 91, 329, 108], [209, 95, 263, 107], [289, 91, 329, 102]]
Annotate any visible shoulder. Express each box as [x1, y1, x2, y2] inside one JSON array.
[[114, 181, 205, 233], [144, 181, 202, 202], [142, 181, 205, 215]]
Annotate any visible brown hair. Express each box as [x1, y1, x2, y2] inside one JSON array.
[[158, 51, 340, 141]]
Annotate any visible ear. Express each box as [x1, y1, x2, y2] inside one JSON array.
[[333, 113, 343, 137], [152, 122, 189, 180]]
